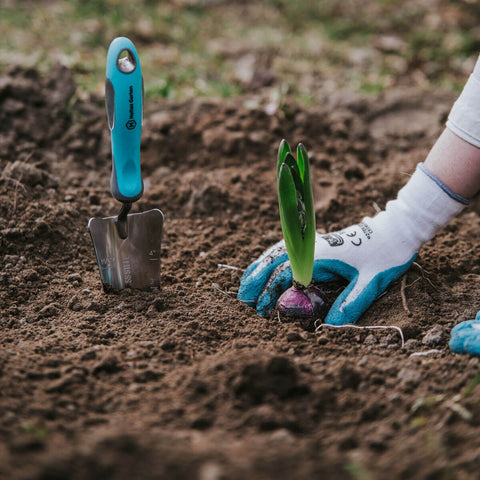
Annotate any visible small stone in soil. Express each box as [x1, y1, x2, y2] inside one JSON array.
[[397, 368, 422, 389], [422, 325, 444, 346], [403, 339, 421, 351]]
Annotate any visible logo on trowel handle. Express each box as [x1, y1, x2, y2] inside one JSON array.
[[126, 85, 136, 129]]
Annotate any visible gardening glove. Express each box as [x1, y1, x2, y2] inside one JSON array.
[[238, 163, 467, 325], [449, 311, 480, 355]]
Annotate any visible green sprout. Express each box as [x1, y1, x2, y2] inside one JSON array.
[[277, 140, 316, 288]]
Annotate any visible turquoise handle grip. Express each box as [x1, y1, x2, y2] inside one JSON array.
[[105, 37, 144, 203]]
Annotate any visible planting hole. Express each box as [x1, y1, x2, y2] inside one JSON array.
[[117, 49, 136, 73]]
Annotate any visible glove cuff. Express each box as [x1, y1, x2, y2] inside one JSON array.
[[373, 164, 466, 252], [417, 163, 470, 206]]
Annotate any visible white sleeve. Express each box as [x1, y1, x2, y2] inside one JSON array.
[[446, 55, 480, 148]]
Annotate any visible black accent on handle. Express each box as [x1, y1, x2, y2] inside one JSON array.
[[105, 78, 115, 130]]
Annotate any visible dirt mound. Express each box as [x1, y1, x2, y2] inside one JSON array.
[[1, 66, 480, 479]]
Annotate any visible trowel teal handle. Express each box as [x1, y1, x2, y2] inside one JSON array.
[[105, 37, 144, 203]]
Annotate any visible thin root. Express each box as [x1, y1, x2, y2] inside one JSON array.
[[413, 262, 431, 275], [211, 283, 235, 297], [406, 277, 421, 289], [409, 349, 443, 357], [412, 261, 436, 288], [1, 176, 27, 192], [400, 274, 411, 315], [2, 173, 26, 219], [217, 264, 245, 272]]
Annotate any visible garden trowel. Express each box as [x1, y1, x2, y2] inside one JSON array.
[[88, 37, 164, 292]]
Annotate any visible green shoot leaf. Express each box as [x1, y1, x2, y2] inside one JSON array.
[[283, 152, 304, 205], [296, 143, 307, 181], [277, 139, 291, 178], [277, 140, 316, 287]]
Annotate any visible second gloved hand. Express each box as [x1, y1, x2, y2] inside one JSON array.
[[238, 164, 467, 325], [449, 311, 480, 356]]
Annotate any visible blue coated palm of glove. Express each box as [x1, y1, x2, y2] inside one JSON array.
[[449, 311, 480, 355]]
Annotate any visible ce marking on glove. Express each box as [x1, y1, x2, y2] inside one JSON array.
[[346, 231, 362, 246]]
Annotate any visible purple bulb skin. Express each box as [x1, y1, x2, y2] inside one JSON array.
[[277, 284, 328, 331]]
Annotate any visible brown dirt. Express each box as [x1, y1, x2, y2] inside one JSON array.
[[1, 65, 480, 480]]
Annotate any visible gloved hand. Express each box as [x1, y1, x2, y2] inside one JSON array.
[[449, 311, 480, 355], [238, 164, 467, 325]]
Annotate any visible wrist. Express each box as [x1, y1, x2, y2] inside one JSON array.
[[371, 164, 466, 252], [417, 163, 470, 205]]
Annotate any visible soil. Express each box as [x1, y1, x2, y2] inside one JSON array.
[[1, 65, 480, 480]]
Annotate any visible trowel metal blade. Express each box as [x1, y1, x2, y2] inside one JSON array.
[[88, 209, 164, 292]]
